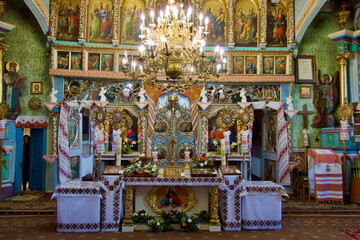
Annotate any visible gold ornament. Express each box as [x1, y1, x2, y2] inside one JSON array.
[[218, 108, 237, 128], [238, 107, 254, 127], [147, 186, 197, 214], [0, 102, 10, 118], [92, 109, 107, 126], [28, 97, 41, 111], [338, 104, 352, 119]]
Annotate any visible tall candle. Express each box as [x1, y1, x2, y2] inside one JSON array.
[[116, 137, 122, 166]]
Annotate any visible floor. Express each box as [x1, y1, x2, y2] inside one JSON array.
[[0, 215, 359, 240]]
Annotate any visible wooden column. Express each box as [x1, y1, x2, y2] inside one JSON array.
[[123, 185, 134, 225], [336, 52, 351, 106]]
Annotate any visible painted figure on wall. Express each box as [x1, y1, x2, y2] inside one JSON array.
[[203, 0, 226, 46], [71, 53, 82, 70], [89, 1, 113, 42], [235, 1, 258, 47], [57, 52, 69, 69], [267, 3, 287, 46], [245, 56, 257, 74], [160, 187, 183, 209], [3, 61, 26, 114], [57, 1, 80, 40], [263, 57, 274, 74], [233, 56, 244, 74], [208, 114, 234, 152], [312, 72, 339, 128], [101, 54, 113, 71], [275, 56, 286, 74], [122, 0, 145, 45], [88, 53, 100, 70], [120, 112, 137, 148]]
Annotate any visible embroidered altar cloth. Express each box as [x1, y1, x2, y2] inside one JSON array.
[[52, 181, 101, 233], [308, 149, 343, 202], [241, 181, 287, 230]]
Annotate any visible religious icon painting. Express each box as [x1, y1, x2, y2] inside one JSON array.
[[31, 82, 43, 95], [69, 156, 80, 179], [208, 112, 237, 152], [263, 110, 277, 153], [101, 54, 113, 71], [233, 56, 244, 74], [245, 56, 257, 74], [121, 0, 146, 45], [264, 159, 276, 182], [267, 0, 287, 47], [57, 51, 69, 69], [88, 53, 100, 71], [119, 110, 138, 152], [202, 0, 227, 46], [263, 56, 274, 74], [87, 0, 113, 43], [119, 55, 132, 71], [299, 86, 311, 99], [275, 56, 287, 74], [70, 52, 82, 70], [68, 108, 80, 149], [234, 0, 259, 47], [147, 186, 196, 214], [56, 0, 81, 41]]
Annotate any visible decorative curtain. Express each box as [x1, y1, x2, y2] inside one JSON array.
[[58, 103, 71, 183]]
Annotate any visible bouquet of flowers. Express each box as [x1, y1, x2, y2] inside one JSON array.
[[147, 213, 173, 232], [178, 215, 199, 232], [123, 155, 159, 177], [122, 137, 136, 154], [194, 210, 210, 223], [191, 154, 214, 168], [132, 210, 153, 224]]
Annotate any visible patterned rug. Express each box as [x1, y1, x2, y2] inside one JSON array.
[[0, 215, 359, 239]]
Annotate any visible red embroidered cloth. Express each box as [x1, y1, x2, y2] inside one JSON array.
[[307, 149, 342, 166]]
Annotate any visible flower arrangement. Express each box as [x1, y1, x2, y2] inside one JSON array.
[[179, 215, 199, 232], [191, 154, 214, 168], [132, 210, 153, 224], [123, 155, 159, 177], [146, 211, 174, 232], [122, 137, 137, 154], [194, 210, 210, 223]]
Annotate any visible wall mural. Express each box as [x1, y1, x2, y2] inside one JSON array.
[[202, 0, 227, 46], [88, 0, 113, 43], [57, 0, 81, 41], [234, 0, 259, 47], [267, 0, 287, 47], [121, 0, 145, 45]]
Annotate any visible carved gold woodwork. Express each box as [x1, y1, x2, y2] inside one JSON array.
[[112, 0, 120, 44], [209, 186, 220, 225], [50, 112, 58, 155], [123, 185, 134, 225], [287, 0, 295, 46], [200, 112, 208, 155], [78, 0, 87, 40], [227, 0, 234, 44], [260, 0, 267, 46], [49, 0, 57, 38], [147, 186, 197, 214], [140, 111, 147, 152], [336, 51, 351, 106]]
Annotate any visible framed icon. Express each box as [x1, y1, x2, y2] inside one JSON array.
[[31, 82, 43, 95]]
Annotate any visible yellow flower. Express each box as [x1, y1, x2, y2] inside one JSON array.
[[182, 223, 187, 227]]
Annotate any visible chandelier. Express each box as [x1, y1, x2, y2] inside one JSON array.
[[121, 0, 227, 84]]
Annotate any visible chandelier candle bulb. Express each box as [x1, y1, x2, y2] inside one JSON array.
[[214, 45, 219, 59], [141, 14, 145, 27], [199, 13, 203, 25], [187, 7, 192, 22], [150, 10, 154, 23]]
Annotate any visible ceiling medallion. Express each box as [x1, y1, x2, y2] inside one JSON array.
[[238, 107, 254, 128], [28, 97, 41, 111], [219, 108, 237, 128]]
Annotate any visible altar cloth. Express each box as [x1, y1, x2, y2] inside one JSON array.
[[100, 176, 124, 232], [52, 181, 101, 233], [241, 181, 287, 230], [219, 175, 243, 231], [308, 149, 343, 202]]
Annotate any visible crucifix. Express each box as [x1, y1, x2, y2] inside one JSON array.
[[298, 104, 314, 171], [298, 104, 314, 130]]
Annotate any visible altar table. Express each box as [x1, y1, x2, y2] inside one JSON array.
[[307, 149, 343, 202], [52, 181, 101, 233], [121, 176, 223, 232], [241, 181, 287, 230]]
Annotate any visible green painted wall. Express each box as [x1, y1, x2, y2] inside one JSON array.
[[2, 1, 50, 116], [293, 12, 343, 149]]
